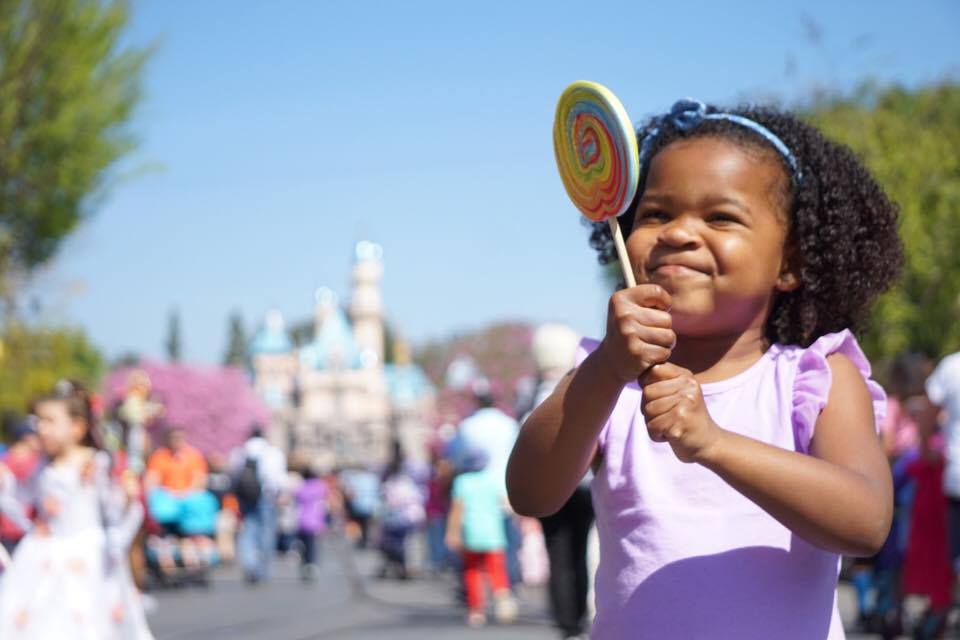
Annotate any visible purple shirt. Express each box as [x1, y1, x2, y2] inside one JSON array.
[[581, 330, 886, 639], [295, 479, 328, 534]]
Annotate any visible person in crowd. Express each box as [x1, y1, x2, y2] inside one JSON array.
[[456, 379, 522, 585], [0, 416, 41, 553], [924, 349, 960, 570], [341, 466, 380, 549], [230, 425, 286, 584], [851, 352, 931, 635], [446, 444, 518, 628], [145, 427, 208, 497], [378, 451, 425, 580], [509, 98, 901, 638], [425, 450, 455, 575], [276, 465, 303, 556], [144, 426, 210, 573], [0, 379, 153, 639], [206, 452, 238, 564], [901, 393, 952, 639], [294, 466, 328, 581], [529, 324, 595, 639]]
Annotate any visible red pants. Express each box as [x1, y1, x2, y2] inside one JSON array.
[[463, 550, 510, 612]]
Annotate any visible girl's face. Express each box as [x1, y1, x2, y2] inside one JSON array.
[[35, 400, 86, 457], [627, 137, 798, 337]]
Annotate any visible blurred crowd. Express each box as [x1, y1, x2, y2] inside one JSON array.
[[847, 350, 960, 639], [0, 323, 594, 638], [7, 327, 960, 639]]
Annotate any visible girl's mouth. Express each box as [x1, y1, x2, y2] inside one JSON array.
[[650, 264, 709, 277]]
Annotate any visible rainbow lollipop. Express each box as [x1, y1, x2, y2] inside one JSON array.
[[553, 81, 639, 287]]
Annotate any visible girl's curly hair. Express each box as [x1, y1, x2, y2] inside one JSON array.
[[587, 105, 903, 347]]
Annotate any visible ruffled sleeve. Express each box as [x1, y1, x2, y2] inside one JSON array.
[[574, 337, 600, 368], [792, 330, 887, 454]]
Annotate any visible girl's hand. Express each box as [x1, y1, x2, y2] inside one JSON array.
[[598, 284, 675, 384], [445, 532, 462, 554], [640, 363, 724, 463]]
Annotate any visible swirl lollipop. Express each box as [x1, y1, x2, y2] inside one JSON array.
[[553, 81, 639, 286]]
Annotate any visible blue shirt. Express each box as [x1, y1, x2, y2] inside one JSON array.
[[452, 470, 506, 552]]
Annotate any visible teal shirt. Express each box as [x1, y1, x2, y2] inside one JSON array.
[[452, 470, 507, 552]]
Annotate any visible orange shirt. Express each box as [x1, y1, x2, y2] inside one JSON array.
[[147, 445, 207, 493]]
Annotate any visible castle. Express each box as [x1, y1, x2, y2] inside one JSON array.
[[250, 241, 435, 471]]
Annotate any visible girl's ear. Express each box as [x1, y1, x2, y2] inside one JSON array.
[[776, 269, 800, 292], [776, 245, 801, 293]]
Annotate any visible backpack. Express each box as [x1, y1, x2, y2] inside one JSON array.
[[234, 456, 262, 510]]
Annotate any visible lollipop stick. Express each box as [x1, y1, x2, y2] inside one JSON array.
[[607, 218, 637, 288]]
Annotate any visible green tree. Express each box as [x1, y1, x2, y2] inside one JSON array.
[[0, 0, 149, 308], [223, 310, 249, 368], [0, 323, 104, 416], [805, 82, 960, 360], [165, 308, 181, 362]]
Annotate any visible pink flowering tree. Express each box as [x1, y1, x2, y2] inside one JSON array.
[[102, 362, 269, 455]]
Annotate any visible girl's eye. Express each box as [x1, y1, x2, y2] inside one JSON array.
[[636, 209, 670, 223], [706, 212, 741, 225]]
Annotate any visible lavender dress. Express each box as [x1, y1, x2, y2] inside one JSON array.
[[581, 331, 886, 639]]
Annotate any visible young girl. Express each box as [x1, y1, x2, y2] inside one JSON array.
[[508, 99, 902, 638], [294, 466, 328, 580], [446, 446, 518, 628], [0, 380, 154, 639]]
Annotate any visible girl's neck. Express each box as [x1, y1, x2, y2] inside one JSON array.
[[669, 326, 769, 384]]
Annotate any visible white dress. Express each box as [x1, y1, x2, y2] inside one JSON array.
[[0, 450, 154, 639]]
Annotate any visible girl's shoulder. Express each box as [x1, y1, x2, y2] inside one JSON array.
[[780, 330, 887, 450]]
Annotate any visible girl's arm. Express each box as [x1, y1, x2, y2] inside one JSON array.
[[0, 464, 33, 534], [445, 498, 464, 552], [92, 453, 144, 553], [507, 352, 622, 517], [644, 355, 892, 556], [508, 284, 675, 518]]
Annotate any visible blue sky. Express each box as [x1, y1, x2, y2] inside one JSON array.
[[34, 0, 960, 364]]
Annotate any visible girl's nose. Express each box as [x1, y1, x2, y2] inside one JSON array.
[[657, 215, 701, 248]]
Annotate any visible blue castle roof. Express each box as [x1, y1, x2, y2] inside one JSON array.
[[384, 363, 433, 405], [302, 305, 361, 370], [251, 311, 293, 354]]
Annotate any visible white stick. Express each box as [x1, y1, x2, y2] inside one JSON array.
[[607, 218, 636, 288]]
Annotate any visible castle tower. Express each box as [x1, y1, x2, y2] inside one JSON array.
[[250, 310, 296, 419], [349, 241, 384, 368], [313, 287, 337, 340]]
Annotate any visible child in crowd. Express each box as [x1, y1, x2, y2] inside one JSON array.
[[294, 466, 328, 580], [447, 446, 518, 628], [0, 380, 153, 639]]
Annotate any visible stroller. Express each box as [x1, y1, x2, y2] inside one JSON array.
[[145, 488, 220, 588]]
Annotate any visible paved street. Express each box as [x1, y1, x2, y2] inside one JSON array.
[[149, 535, 882, 639], [150, 536, 556, 640]]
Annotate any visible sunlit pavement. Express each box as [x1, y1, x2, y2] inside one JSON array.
[[148, 535, 879, 639], [149, 535, 554, 640]]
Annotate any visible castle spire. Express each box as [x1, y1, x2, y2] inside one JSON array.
[[350, 241, 384, 368]]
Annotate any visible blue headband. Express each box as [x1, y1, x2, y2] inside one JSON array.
[[637, 99, 803, 185]]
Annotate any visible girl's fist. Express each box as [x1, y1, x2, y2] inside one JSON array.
[[640, 363, 723, 463], [599, 284, 676, 384]]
